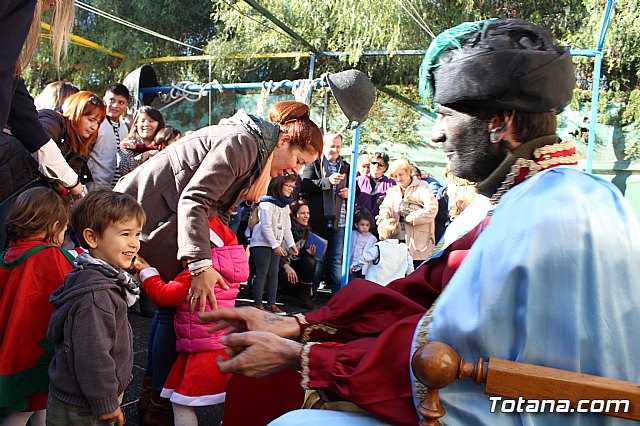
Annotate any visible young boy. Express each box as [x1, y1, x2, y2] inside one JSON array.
[[46, 189, 145, 426], [350, 218, 414, 286]]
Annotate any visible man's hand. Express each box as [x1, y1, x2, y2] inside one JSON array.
[[283, 264, 298, 283], [338, 187, 349, 199], [217, 331, 303, 378], [328, 173, 344, 185], [98, 407, 124, 426], [199, 306, 301, 339], [189, 267, 229, 313]]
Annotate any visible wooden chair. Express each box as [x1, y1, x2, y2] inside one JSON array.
[[411, 342, 640, 425]]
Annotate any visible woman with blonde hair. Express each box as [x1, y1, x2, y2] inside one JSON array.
[[38, 91, 107, 185], [1, 0, 83, 250], [377, 158, 438, 266], [33, 81, 80, 111]]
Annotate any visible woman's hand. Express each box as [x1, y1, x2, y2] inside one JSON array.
[[283, 264, 298, 283], [188, 267, 229, 313], [289, 246, 299, 257], [306, 244, 317, 256], [200, 306, 301, 339], [216, 331, 303, 378], [274, 246, 287, 257], [120, 141, 135, 149]]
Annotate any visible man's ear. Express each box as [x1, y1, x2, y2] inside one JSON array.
[[83, 228, 99, 249], [489, 114, 506, 133]]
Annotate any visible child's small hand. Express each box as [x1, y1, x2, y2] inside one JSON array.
[[133, 256, 152, 272], [98, 407, 124, 426]]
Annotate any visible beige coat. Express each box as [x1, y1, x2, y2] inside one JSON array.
[[115, 111, 278, 280], [378, 177, 438, 261]]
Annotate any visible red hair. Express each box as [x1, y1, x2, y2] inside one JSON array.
[[268, 101, 323, 156], [62, 91, 106, 156]]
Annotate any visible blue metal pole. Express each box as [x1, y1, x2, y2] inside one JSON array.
[[586, 52, 602, 173], [307, 53, 316, 105], [585, 0, 615, 173], [341, 126, 360, 287]]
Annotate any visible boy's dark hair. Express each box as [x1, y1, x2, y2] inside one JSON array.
[[353, 207, 374, 228], [268, 174, 297, 198], [106, 83, 130, 100], [71, 189, 146, 247], [5, 187, 69, 244]]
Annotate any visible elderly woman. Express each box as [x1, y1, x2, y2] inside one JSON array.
[[115, 100, 322, 424], [377, 158, 438, 266]]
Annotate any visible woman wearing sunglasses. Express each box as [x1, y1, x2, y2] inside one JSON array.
[[38, 91, 106, 186]]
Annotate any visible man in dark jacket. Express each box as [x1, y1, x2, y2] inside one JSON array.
[[301, 131, 350, 295]]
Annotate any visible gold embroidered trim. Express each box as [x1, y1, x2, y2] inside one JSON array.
[[293, 313, 308, 325], [536, 154, 580, 169], [301, 323, 337, 344], [412, 304, 436, 404], [300, 342, 319, 390], [489, 158, 542, 205], [533, 140, 576, 158]]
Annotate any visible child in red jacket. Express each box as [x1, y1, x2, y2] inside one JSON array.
[[134, 217, 249, 426]]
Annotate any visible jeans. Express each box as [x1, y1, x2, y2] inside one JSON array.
[[250, 246, 280, 306], [313, 226, 345, 294], [145, 306, 178, 393]]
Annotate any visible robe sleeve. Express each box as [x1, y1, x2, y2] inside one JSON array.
[[301, 314, 423, 426]]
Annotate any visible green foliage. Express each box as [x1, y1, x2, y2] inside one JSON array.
[[622, 89, 640, 125]]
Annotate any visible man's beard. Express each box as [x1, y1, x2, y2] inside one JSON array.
[[449, 119, 508, 183]]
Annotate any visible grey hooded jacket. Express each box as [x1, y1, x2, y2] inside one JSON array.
[[47, 265, 133, 416]]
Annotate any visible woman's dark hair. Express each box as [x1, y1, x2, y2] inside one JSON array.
[[372, 152, 390, 166], [410, 166, 422, 177], [267, 174, 297, 198], [153, 125, 181, 148], [268, 101, 323, 156], [127, 106, 165, 144], [290, 199, 311, 239], [5, 187, 70, 244]]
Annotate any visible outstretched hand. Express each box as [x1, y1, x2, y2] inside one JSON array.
[[216, 331, 303, 378], [199, 306, 301, 339], [188, 267, 229, 313]]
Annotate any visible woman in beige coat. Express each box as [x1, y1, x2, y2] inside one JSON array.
[[377, 158, 438, 266]]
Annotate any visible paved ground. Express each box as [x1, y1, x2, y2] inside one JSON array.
[[123, 284, 330, 425]]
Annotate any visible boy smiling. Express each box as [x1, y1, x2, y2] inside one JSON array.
[[47, 190, 145, 425]]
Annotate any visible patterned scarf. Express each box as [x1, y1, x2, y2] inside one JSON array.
[[74, 253, 140, 307]]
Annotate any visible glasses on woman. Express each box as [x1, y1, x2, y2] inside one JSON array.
[[370, 161, 386, 167], [283, 183, 296, 189]]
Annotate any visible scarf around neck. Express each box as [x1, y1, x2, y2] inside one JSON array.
[[74, 253, 140, 307], [259, 195, 292, 208]]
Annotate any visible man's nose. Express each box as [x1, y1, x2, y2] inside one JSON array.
[[431, 116, 446, 143]]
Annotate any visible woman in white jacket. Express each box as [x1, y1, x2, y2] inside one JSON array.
[[377, 158, 438, 266], [250, 175, 299, 313]]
